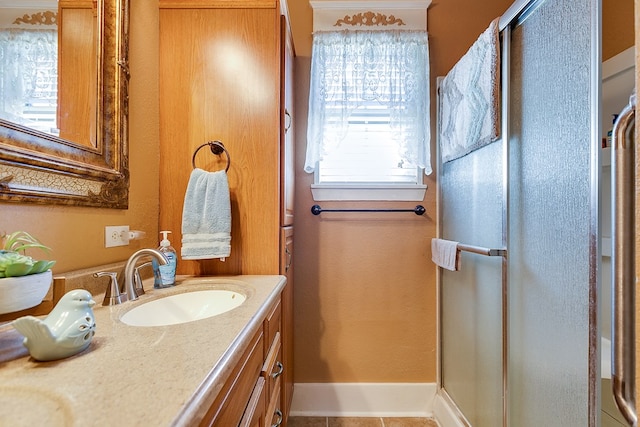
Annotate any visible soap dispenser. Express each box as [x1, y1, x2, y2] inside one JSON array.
[[152, 230, 177, 288]]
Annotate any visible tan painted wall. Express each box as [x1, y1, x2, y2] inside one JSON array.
[[603, 0, 634, 61], [2, 0, 160, 273], [289, 0, 513, 383]]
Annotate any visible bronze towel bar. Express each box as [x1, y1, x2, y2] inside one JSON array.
[[311, 204, 426, 216], [192, 140, 231, 172]]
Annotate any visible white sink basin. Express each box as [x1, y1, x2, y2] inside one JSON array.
[[120, 290, 246, 327]]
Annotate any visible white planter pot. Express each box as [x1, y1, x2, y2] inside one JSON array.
[[0, 270, 53, 314]]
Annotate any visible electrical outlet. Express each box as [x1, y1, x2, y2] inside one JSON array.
[[105, 225, 130, 248]]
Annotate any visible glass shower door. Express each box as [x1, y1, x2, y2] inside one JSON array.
[[439, 0, 600, 425], [506, 0, 599, 425], [440, 139, 505, 427]]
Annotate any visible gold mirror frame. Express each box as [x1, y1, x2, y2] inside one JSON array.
[[0, 0, 130, 209]]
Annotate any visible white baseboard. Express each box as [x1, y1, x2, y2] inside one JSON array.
[[432, 390, 467, 427], [289, 383, 436, 418]]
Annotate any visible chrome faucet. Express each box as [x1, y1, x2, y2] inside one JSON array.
[[123, 248, 169, 301]]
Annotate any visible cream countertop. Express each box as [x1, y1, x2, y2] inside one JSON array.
[[0, 275, 286, 426]]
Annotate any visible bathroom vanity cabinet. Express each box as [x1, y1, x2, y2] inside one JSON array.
[[158, 1, 295, 423], [202, 297, 283, 427], [0, 276, 286, 426]]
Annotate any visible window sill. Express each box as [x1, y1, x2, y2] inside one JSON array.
[[311, 184, 427, 201]]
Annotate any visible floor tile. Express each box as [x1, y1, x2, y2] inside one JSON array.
[[288, 416, 327, 427], [288, 417, 439, 427], [328, 417, 383, 427], [382, 417, 439, 427]]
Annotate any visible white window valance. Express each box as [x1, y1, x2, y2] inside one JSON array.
[[304, 30, 431, 175], [310, 0, 431, 32]]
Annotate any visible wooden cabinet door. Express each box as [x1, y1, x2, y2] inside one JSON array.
[[201, 330, 264, 427], [159, 6, 281, 276], [280, 15, 295, 227], [279, 226, 294, 424]]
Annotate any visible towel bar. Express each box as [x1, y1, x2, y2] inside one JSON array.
[[311, 204, 426, 216], [457, 243, 506, 257], [192, 141, 231, 172]]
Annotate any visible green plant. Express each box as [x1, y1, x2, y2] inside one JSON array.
[[0, 231, 56, 278]]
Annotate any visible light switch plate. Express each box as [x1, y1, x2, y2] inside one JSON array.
[[105, 225, 130, 247]]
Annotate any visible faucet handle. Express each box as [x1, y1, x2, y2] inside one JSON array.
[[133, 262, 153, 296], [94, 271, 128, 306]]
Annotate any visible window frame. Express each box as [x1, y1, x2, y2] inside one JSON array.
[[311, 102, 428, 201], [307, 1, 431, 202]]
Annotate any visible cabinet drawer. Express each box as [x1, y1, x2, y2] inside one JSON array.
[[201, 329, 264, 427], [264, 299, 281, 354], [239, 376, 266, 427], [266, 378, 282, 427], [261, 332, 282, 400]]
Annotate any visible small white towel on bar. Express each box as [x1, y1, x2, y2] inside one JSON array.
[[181, 168, 231, 260], [431, 238, 460, 271], [439, 17, 501, 163]]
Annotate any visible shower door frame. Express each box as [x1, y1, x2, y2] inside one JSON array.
[[435, 0, 602, 425], [434, 18, 511, 423]]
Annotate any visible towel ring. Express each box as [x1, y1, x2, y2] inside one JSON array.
[[192, 141, 231, 172]]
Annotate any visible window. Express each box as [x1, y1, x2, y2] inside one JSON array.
[[305, 30, 430, 201], [0, 29, 58, 135]]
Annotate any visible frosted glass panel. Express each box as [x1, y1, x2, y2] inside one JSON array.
[[441, 140, 503, 427], [507, 0, 595, 424]]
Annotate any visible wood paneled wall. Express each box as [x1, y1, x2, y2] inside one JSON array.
[[158, 5, 282, 276]]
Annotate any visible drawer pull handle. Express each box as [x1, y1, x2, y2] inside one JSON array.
[[271, 361, 284, 379], [272, 409, 283, 427]]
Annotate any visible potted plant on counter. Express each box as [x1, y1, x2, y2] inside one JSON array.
[[0, 231, 56, 314]]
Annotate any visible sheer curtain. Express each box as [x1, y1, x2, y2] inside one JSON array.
[[305, 30, 431, 175], [0, 29, 58, 130]]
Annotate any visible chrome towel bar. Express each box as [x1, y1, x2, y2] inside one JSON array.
[[311, 204, 426, 216], [457, 243, 506, 257]]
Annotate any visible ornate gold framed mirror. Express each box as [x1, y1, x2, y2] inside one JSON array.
[[0, 0, 130, 208]]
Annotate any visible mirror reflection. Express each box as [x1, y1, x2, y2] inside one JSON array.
[[0, 0, 129, 209], [0, 0, 96, 148]]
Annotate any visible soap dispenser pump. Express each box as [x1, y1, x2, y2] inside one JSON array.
[[153, 230, 177, 288]]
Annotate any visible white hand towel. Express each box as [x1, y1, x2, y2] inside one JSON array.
[[181, 168, 231, 260], [431, 238, 460, 271]]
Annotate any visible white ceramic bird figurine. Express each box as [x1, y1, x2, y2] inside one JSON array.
[[12, 289, 96, 361]]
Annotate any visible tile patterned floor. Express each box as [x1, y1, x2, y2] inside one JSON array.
[[287, 417, 439, 427]]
